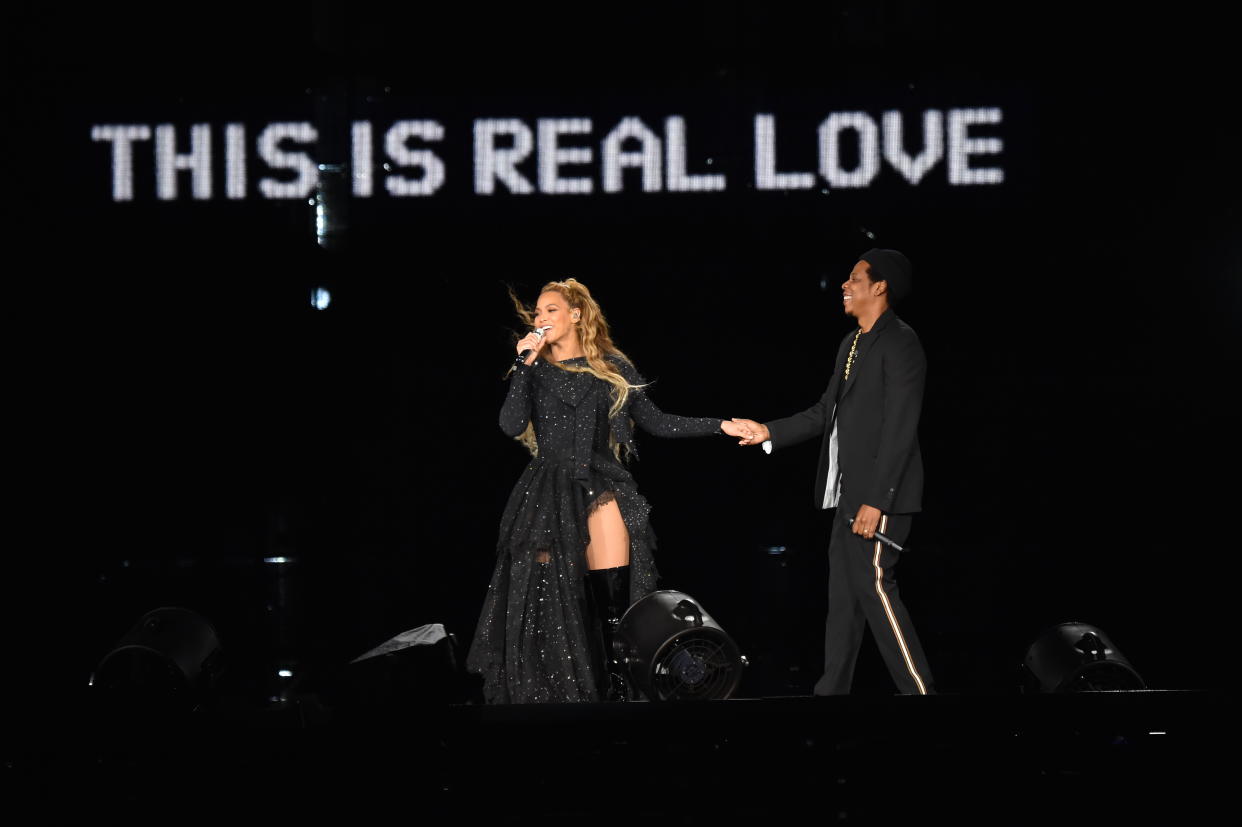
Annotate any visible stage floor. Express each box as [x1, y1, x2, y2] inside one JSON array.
[[4, 690, 1225, 823]]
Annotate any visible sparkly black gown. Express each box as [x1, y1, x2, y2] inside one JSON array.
[[467, 354, 722, 704]]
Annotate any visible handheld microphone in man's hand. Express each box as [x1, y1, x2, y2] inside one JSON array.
[[847, 518, 906, 552], [519, 326, 553, 360]]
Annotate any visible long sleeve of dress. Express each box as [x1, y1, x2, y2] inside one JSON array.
[[620, 361, 721, 438], [498, 361, 536, 437]]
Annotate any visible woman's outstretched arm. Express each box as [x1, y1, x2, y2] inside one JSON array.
[[618, 360, 722, 438]]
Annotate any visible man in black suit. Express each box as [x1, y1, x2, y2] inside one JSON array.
[[732, 249, 934, 695]]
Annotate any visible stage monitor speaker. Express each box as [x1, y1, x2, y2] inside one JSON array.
[[617, 590, 746, 701], [337, 623, 471, 711], [1023, 621, 1145, 692], [90, 606, 223, 712]]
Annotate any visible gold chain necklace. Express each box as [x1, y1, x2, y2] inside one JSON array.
[[844, 328, 862, 380]]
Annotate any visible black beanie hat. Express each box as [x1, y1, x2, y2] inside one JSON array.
[[860, 248, 913, 303]]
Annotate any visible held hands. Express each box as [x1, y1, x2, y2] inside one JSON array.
[[720, 420, 755, 441], [515, 328, 548, 366], [728, 418, 769, 446]]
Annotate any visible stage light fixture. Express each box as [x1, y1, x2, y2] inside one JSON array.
[[314, 162, 348, 249], [310, 286, 331, 310], [90, 606, 223, 712], [1023, 621, 1145, 693], [615, 590, 746, 701]]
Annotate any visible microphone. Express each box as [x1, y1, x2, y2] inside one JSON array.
[[519, 326, 552, 361], [847, 518, 905, 552]]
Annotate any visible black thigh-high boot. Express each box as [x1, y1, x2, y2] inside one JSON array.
[[587, 565, 632, 701]]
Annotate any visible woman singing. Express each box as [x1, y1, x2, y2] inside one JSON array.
[[466, 278, 749, 703]]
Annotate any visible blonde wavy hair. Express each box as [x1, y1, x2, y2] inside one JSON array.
[[508, 278, 642, 458]]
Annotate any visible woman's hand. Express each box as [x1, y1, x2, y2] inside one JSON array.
[[515, 329, 548, 366], [729, 418, 769, 446], [720, 419, 753, 441]]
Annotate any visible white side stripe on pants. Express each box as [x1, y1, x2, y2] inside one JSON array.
[[872, 514, 928, 695]]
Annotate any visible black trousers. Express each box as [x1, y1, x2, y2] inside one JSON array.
[[812, 508, 935, 695]]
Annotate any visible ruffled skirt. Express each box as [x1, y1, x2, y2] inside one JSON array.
[[466, 453, 657, 703]]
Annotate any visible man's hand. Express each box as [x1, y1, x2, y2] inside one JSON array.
[[851, 504, 883, 539], [730, 418, 769, 446]]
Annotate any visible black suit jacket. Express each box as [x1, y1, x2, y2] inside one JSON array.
[[766, 309, 925, 514]]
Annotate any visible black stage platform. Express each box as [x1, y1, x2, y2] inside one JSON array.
[[4, 691, 1225, 823]]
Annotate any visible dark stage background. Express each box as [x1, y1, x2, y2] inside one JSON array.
[[7, 2, 1237, 715]]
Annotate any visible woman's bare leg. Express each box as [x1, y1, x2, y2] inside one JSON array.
[[585, 498, 630, 570]]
